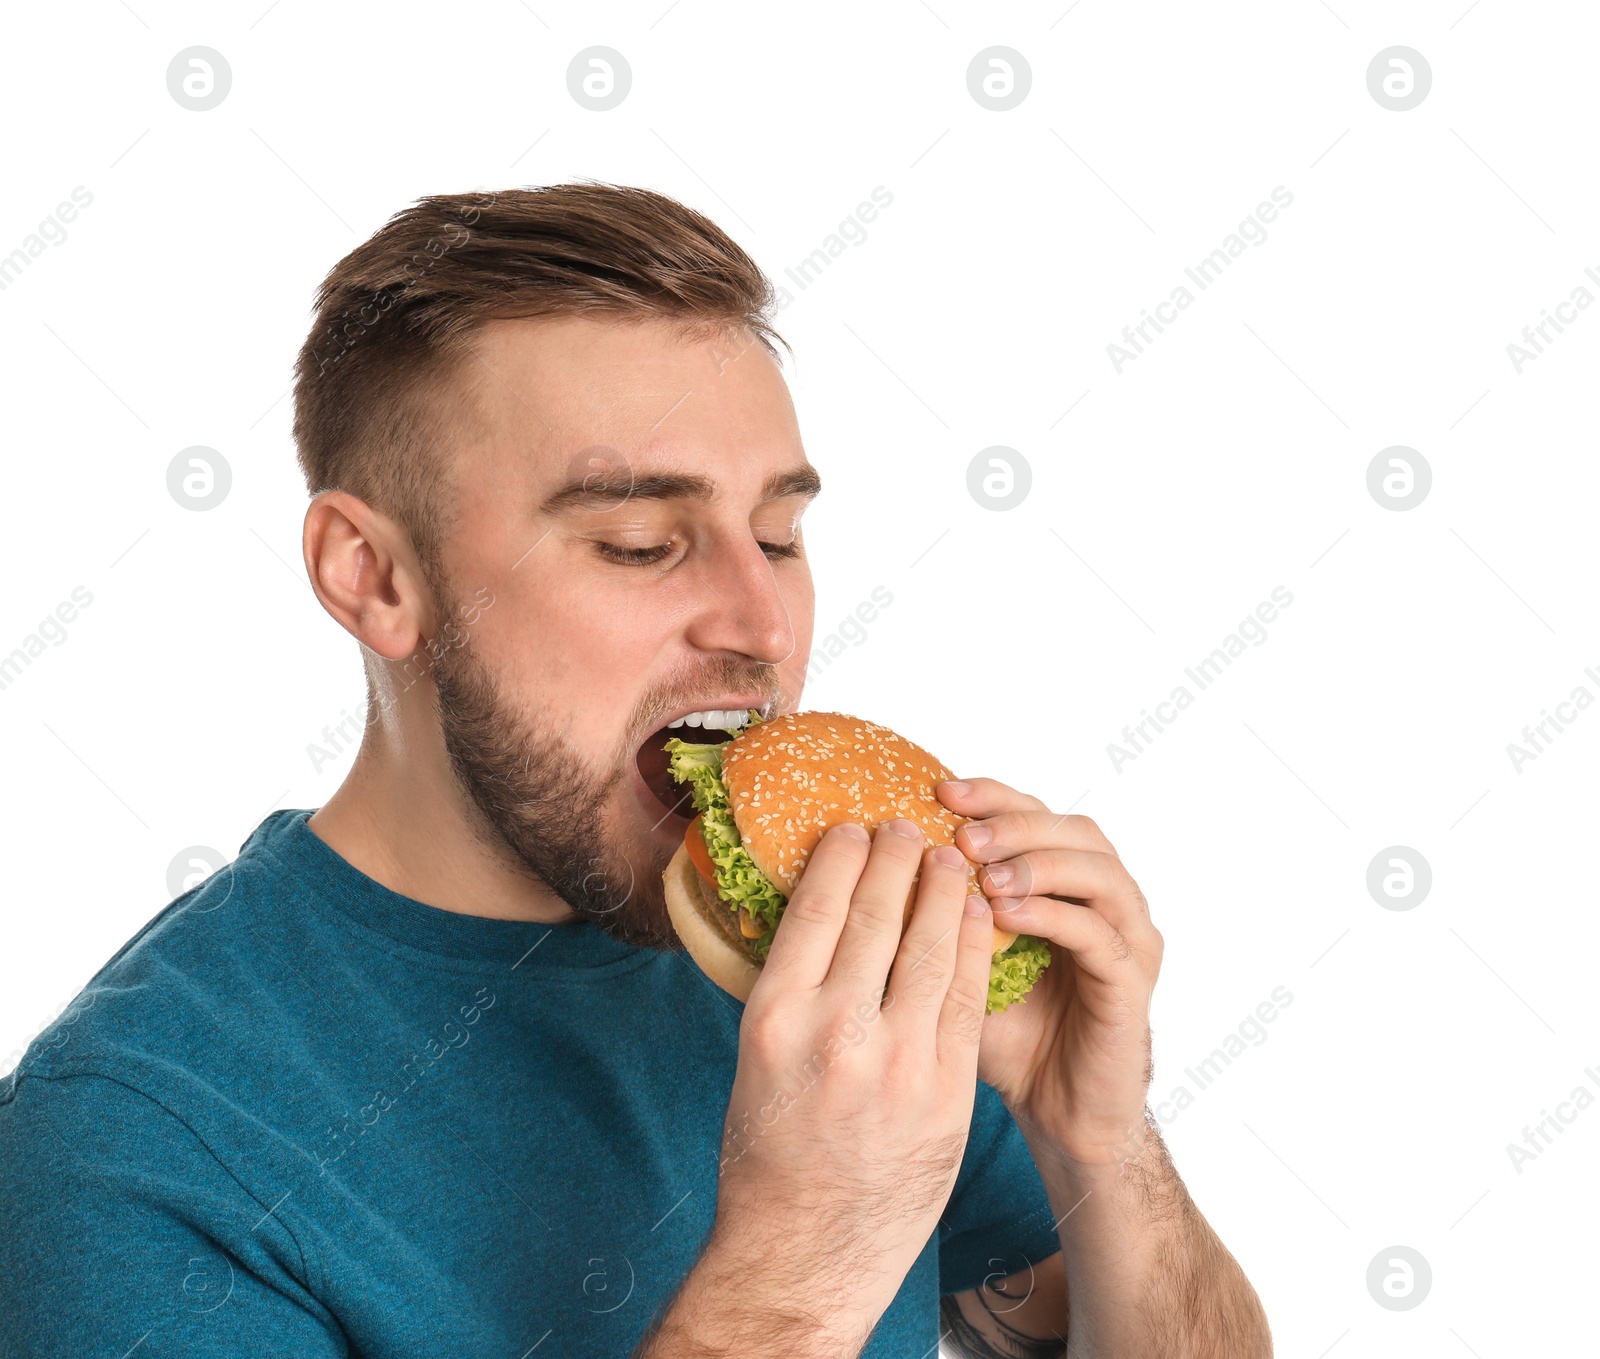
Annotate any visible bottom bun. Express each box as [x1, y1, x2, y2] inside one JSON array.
[[663, 843, 764, 1003], [664, 842, 1026, 1006]]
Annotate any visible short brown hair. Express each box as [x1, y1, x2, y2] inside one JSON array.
[[292, 181, 785, 583]]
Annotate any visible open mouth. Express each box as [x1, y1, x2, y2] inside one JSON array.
[[635, 709, 750, 821]]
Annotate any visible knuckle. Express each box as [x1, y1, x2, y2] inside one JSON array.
[[829, 950, 886, 994], [941, 984, 988, 1045], [1106, 928, 1136, 964], [1006, 810, 1041, 841], [783, 889, 839, 929], [847, 885, 905, 930], [1068, 813, 1114, 851], [819, 996, 871, 1043], [978, 811, 1022, 847], [740, 1007, 790, 1062], [898, 954, 950, 1009]]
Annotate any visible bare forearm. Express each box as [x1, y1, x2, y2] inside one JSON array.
[[632, 1228, 877, 1359], [1021, 1112, 1271, 1358]]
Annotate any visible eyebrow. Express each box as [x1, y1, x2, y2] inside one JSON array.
[[540, 462, 822, 514]]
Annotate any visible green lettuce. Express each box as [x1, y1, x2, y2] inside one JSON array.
[[666, 712, 784, 960], [986, 933, 1052, 1014]]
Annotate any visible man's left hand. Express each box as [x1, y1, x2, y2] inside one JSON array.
[[938, 778, 1163, 1165]]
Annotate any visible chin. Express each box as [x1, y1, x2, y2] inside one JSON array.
[[574, 811, 681, 952]]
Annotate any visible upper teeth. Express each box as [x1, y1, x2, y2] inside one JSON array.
[[669, 708, 748, 731]]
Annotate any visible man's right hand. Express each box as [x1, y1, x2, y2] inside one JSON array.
[[683, 818, 998, 1352]]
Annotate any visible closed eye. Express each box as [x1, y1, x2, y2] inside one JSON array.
[[594, 541, 676, 566], [592, 539, 801, 567]]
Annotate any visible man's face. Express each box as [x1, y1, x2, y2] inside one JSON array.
[[424, 314, 816, 947]]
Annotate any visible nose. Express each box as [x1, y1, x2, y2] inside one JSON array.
[[682, 535, 797, 666]]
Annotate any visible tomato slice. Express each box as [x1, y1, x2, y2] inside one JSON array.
[[684, 814, 718, 888]]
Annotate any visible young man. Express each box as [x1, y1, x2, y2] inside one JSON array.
[[0, 184, 1271, 1357]]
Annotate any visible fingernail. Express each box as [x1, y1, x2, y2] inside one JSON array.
[[943, 781, 971, 797], [964, 894, 990, 917], [932, 845, 965, 869], [963, 822, 992, 852], [991, 896, 1023, 912], [884, 818, 922, 839], [985, 863, 1013, 890], [835, 822, 870, 843]]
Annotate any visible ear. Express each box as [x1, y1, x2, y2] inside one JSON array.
[[302, 491, 436, 662]]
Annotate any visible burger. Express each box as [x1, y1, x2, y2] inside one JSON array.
[[660, 709, 1052, 1013]]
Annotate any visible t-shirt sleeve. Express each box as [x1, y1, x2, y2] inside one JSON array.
[[936, 1080, 1062, 1296], [0, 1069, 346, 1356]]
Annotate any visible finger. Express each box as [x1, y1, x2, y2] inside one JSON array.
[[827, 818, 926, 994], [955, 810, 1117, 863], [990, 895, 1159, 990], [935, 777, 1049, 819], [881, 844, 971, 1021], [978, 848, 1158, 948], [757, 822, 871, 994], [938, 894, 1000, 1065]]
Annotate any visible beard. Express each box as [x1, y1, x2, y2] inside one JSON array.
[[428, 587, 781, 952]]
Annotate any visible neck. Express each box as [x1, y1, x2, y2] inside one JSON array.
[[307, 697, 578, 926]]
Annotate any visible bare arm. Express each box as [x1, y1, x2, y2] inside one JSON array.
[[939, 1116, 1271, 1359], [1023, 1112, 1271, 1358], [632, 1227, 874, 1359]]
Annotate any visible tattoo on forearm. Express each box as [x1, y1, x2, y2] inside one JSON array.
[[938, 1290, 1068, 1359]]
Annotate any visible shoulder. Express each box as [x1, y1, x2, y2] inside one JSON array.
[[0, 1067, 333, 1345], [0, 1065, 299, 1252], [3, 811, 316, 1097]]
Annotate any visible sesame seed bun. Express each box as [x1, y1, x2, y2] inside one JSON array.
[[722, 711, 1016, 952]]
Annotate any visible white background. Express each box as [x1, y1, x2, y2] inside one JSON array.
[[3, 1, 1596, 1354]]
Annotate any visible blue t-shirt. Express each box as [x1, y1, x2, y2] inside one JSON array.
[[0, 809, 1060, 1356]]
